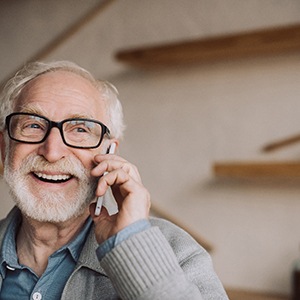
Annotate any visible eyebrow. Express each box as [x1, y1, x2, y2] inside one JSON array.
[[19, 106, 45, 115], [67, 113, 95, 119], [18, 107, 94, 120]]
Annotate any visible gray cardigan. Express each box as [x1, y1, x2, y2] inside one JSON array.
[[0, 207, 228, 299]]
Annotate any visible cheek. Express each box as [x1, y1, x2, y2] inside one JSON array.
[[78, 145, 108, 171], [74, 150, 99, 171], [81, 159, 95, 171], [6, 143, 37, 169]]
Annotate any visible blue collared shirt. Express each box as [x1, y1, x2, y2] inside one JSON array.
[[0, 211, 92, 300]]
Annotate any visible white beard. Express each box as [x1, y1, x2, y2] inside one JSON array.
[[3, 153, 98, 223]]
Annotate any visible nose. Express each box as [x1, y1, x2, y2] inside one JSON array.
[[37, 127, 70, 162]]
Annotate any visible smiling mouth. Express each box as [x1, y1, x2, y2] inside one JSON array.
[[33, 172, 72, 183]]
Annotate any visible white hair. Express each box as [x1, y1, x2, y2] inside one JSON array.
[[0, 60, 125, 139]]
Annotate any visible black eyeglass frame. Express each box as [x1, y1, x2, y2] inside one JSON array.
[[5, 112, 111, 149]]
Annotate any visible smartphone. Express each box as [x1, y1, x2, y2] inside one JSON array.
[[94, 142, 116, 216]]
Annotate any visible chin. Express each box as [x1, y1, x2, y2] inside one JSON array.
[[34, 190, 93, 222], [8, 181, 95, 223]]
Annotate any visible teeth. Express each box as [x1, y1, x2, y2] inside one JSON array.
[[35, 172, 71, 181]]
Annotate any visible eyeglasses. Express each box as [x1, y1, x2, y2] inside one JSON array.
[[5, 112, 110, 149]]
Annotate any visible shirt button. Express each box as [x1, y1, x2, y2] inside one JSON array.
[[32, 292, 42, 300]]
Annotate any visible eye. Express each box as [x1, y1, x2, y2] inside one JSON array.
[[75, 127, 87, 133], [26, 123, 42, 129], [22, 116, 46, 131], [67, 120, 91, 133]]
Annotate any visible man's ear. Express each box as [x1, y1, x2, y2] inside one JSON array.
[[0, 132, 6, 166]]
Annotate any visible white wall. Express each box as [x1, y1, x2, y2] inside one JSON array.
[[0, 0, 100, 83], [1, 0, 300, 295], [113, 54, 300, 295]]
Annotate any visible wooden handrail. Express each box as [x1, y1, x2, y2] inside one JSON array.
[[214, 161, 300, 179], [115, 23, 300, 68], [262, 133, 300, 152], [226, 288, 288, 300]]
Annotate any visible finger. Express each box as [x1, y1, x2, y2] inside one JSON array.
[[95, 168, 131, 197], [92, 158, 141, 183], [89, 202, 98, 218], [94, 153, 127, 164], [92, 154, 126, 175]]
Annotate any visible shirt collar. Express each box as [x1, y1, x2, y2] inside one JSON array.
[[0, 208, 93, 277], [0, 209, 22, 277], [65, 217, 93, 262]]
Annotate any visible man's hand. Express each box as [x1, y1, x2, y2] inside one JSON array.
[[89, 154, 151, 244]]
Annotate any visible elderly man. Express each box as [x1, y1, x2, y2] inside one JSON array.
[[0, 61, 228, 299]]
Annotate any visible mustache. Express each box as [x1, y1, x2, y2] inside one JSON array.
[[15, 154, 89, 179]]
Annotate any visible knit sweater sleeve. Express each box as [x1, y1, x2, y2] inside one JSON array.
[[99, 218, 228, 300]]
